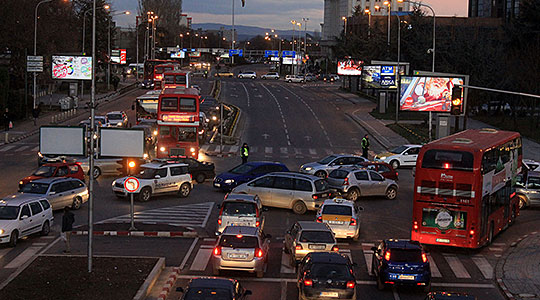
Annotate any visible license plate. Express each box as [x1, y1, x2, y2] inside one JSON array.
[[320, 193, 328, 198], [328, 220, 344, 225], [320, 292, 339, 297], [232, 223, 249, 226], [229, 253, 247, 259], [308, 244, 326, 250], [214, 183, 221, 187], [398, 275, 415, 280], [436, 238, 450, 243]]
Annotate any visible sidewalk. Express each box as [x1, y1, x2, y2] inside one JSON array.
[[497, 232, 540, 300]]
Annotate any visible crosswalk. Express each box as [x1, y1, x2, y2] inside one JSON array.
[[96, 202, 215, 228], [185, 240, 496, 281], [201, 144, 373, 159], [0, 143, 39, 154]]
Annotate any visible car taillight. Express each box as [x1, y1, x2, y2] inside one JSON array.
[[346, 281, 355, 289], [316, 216, 322, 223], [421, 252, 427, 263], [295, 245, 303, 250], [332, 246, 339, 252], [350, 218, 357, 226], [510, 192, 516, 198], [384, 250, 391, 261], [343, 177, 349, 186], [255, 248, 263, 258], [189, 174, 192, 180], [303, 279, 313, 286], [312, 195, 318, 200], [413, 221, 418, 230], [217, 218, 222, 225], [255, 221, 260, 227], [214, 246, 221, 256]]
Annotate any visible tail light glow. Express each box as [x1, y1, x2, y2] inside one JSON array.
[[255, 221, 260, 227], [295, 245, 303, 250], [217, 218, 222, 225], [316, 216, 322, 223], [421, 252, 427, 263], [384, 250, 391, 261], [346, 281, 355, 288], [469, 230, 475, 235], [413, 221, 419, 230], [236, 234, 243, 238], [213, 246, 221, 256], [304, 279, 313, 286], [443, 163, 450, 169], [255, 248, 263, 258], [312, 195, 318, 200], [332, 246, 339, 252], [350, 218, 357, 226], [343, 177, 349, 186]]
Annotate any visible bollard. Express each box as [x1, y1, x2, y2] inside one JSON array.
[[4, 132, 8, 143]]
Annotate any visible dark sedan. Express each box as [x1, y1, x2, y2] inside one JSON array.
[[167, 157, 215, 183], [177, 277, 252, 300]]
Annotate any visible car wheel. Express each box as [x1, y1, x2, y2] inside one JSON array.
[[195, 173, 206, 184], [138, 187, 152, 202], [71, 197, 82, 210], [292, 201, 307, 215], [390, 160, 400, 170], [179, 183, 191, 198], [385, 186, 397, 200], [41, 221, 50, 236], [518, 195, 527, 209], [347, 188, 360, 202], [8, 230, 18, 247], [91, 167, 101, 179], [314, 170, 326, 178]]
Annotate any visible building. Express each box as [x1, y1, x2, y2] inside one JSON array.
[[469, 0, 521, 21], [179, 14, 192, 29]]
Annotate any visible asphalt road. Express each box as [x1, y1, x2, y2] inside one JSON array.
[[1, 70, 539, 300]]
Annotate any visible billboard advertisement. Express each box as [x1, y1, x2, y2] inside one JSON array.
[[362, 65, 406, 89], [100, 128, 145, 158], [400, 76, 464, 112], [52, 56, 92, 80], [40, 126, 85, 156], [337, 59, 363, 76]]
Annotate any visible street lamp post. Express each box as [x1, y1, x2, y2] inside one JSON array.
[[33, 0, 52, 110], [395, 14, 402, 124], [364, 9, 371, 38], [383, 1, 391, 50], [231, 0, 235, 65], [342, 17, 347, 36], [105, 10, 130, 90]]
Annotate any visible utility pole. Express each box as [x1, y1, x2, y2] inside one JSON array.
[[231, 0, 235, 65], [88, 0, 97, 273]]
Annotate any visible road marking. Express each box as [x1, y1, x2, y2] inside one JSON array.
[[489, 247, 503, 252], [4, 246, 42, 269], [189, 248, 213, 271], [201, 145, 210, 152], [241, 83, 250, 107], [472, 255, 493, 279], [31, 146, 39, 152], [180, 238, 199, 270], [16, 145, 30, 152], [0, 248, 11, 259], [260, 84, 291, 146], [203, 238, 216, 242], [362, 243, 374, 275], [309, 148, 317, 155], [280, 251, 295, 274], [0, 145, 16, 152], [200, 245, 214, 249], [280, 280, 287, 300], [265, 147, 272, 154], [443, 254, 471, 278], [32, 243, 47, 246], [427, 254, 442, 277], [280, 147, 288, 154], [229, 145, 239, 153]]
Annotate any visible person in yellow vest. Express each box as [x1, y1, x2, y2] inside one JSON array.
[[241, 143, 249, 164], [361, 134, 370, 159]]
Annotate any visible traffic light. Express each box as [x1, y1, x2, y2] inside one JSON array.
[[451, 86, 463, 115]]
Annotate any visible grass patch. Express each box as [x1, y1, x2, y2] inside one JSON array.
[[387, 123, 431, 144]]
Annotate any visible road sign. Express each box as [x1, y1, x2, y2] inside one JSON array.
[[27, 56, 43, 72], [27, 56, 43, 61], [124, 177, 140, 193], [282, 50, 296, 57], [381, 66, 395, 75], [265, 50, 279, 57], [229, 49, 243, 57]]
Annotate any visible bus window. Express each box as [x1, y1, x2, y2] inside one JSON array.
[[178, 127, 197, 142], [159, 126, 171, 137], [161, 98, 178, 111], [175, 75, 186, 84], [421, 149, 474, 171], [179, 98, 196, 112], [164, 75, 175, 84]]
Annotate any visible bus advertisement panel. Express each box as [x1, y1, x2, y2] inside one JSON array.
[[400, 76, 464, 112]]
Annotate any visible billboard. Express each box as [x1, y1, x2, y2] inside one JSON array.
[[52, 56, 92, 80], [40, 126, 85, 156], [99, 128, 145, 158], [362, 65, 406, 89], [337, 59, 363, 76], [399, 76, 465, 112]]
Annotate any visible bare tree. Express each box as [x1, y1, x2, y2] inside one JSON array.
[[138, 0, 183, 47]]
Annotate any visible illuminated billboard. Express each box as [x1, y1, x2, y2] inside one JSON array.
[[362, 65, 406, 89], [400, 76, 465, 112], [52, 56, 92, 80], [337, 59, 363, 76]]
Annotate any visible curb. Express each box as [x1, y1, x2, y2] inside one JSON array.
[[71, 230, 198, 238], [133, 257, 165, 300], [157, 267, 181, 300], [345, 112, 390, 151]]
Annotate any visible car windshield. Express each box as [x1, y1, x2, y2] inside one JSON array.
[[311, 263, 350, 280], [328, 169, 349, 179], [318, 155, 337, 165], [314, 180, 329, 192], [0, 206, 20, 220], [229, 164, 255, 175], [389, 249, 423, 263], [299, 230, 334, 243], [528, 176, 540, 189], [137, 168, 157, 179], [19, 182, 49, 194], [220, 235, 258, 248], [390, 146, 408, 154], [222, 202, 257, 217], [184, 288, 232, 300], [322, 205, 352, 216], [33, 166, 56, 177], [108, 114, 123, 120]]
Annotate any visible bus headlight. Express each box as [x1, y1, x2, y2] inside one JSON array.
[[212, 116, 217, 121], [190, 147, 196, 153], [160, 147, 166, 152], [153, 130, 158, 136]]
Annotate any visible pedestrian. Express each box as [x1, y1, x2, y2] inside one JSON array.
[[240, 142, 249, 164], [61, 206, 75, 253], [3, 108, 10, 131], [122, 69, 127, 82], [361, 134, 370, 159], [32, 107, 39, 126]]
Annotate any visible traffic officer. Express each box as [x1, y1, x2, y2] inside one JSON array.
[[361, 134, 370, 159], [240, 143, 249, 164]]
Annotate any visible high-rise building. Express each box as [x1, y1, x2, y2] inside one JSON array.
[[469, 0, 521, 21]]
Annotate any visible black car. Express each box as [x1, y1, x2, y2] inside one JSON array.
[[372, 239, 431, 291], [165, 157, 215, 183], [425, 292, 477, 300], [297, 252, 357, 300], [177, 277, 252, 300], [140, 79, 154, 89]]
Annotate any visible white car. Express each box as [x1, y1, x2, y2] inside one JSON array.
[[106, 111, 128, 128], [523, 159, 540, 172], [316, 198, 362, 240], [237, 71, 257, 79], [0, 197, 53, 247], [374, 144, 423, 169], [300, 154, 368, 178], [261, 72, 279, 80], [285, 75, 305, 83], [112, 162, 192, 202]]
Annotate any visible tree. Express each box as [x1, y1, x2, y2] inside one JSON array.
[[138, 0, 183, 47]]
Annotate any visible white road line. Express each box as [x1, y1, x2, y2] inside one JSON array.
[[265, 147, 272, 153], [280, 147, 288, 154], [0, 145, 16, 152], [294, 148, 302, 155], [241, 83, 251, 107], [4, 246, 42, 269], [443, 254, 471, 278], [31, 146, 39, 152], [427, 254, 442, 278], [280, 252, 295, 274], [200, 245, 214, 249], [180, 237, 199, 270], [0, 248, 11, 259], [203, 238, 216, 242], [362, 248, 373, 275], [260, 84, 292, 146], [489, 247, 503, 252], [201, 201, 214, 228], [189, 248, 213, 271], [280, 281, 287, 300], [229, 145, 239, 153], [472, 255, 493, 279], [309, 148, 317, 155]]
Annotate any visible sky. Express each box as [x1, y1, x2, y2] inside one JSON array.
[[113, 0, 468, 30]]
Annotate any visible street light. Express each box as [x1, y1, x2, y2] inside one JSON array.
[[341, 16, 347, 36], [364, 9, 371, 37], [33, 0, 53, 110], [105, 7, 130, 90]]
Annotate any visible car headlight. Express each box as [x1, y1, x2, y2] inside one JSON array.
[[160, 147, 166, 152], [212, 116, 217, 121], [0, 229, 4, 234], [143, 153, 149, 159], [224, 179, 234, 184], [112, 181, 116, 186], [117, 122, 123, 126], [153, 130, 158, 136], [38, 152, 43, 158], [379, 156, 386, 160], [304, 167, 313, 171], [19, 181, 23, 185]]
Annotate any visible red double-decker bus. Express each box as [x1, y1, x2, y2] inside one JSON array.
[[163, 70, 192, 89], [411, 128, 522, 248], [153, 64, 178, 90], [156, 87, 200, 159], [143, 59, 177, 80]]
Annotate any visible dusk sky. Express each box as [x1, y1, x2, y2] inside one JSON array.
[[113, 0, 468, 30]]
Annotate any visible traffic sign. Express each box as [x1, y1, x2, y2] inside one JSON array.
[[124, 177, 140, 193], [282, 51, 296, 57], [27, 56, 43, 72], [27, 66, 43, 72], [27, 56, 43, 61], [265, 50, 279, 57], [229, 49, 243, 57]]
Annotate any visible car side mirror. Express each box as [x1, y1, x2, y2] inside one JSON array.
[[154, 175, 161, 179], [175, 287, 184, 293], [20, 215, 29, 220], [244, 290, 252, 296]]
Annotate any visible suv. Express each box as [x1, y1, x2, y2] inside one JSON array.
[[212, 226, 271, 278], [233, 172, 333, 215], [516, 171, 540, 208], [327, 167, 398, 201], [19, 162, 84, 188], [375, 144, 422, 169], [284, 221, 338, 266], [106, 111, 128, 128], [16, 177, 88, 210], [316, 198, 362, 240], [371, 239, 431, 291], [213, 161, 289, 191], [216, 193, 265, 234], [237, 71, 257, 79], [297, 252, 357, 300], [285, 75, 305, 83], [177, 277, 252, 300], [161, 157, 215, 183], [112, 162, 192, 201], [300, 154, 368, 178], [261, 72, 279, 80], [0, 197, 53, 247], [356, 161, 398, 181]]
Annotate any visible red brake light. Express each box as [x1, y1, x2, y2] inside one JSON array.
[[316, 216, 322, 223], [384, 250, 391, 261], [510, 192, 516, 198], [295, 245, 303, 250], [350, 218, 357, 226], [303, 279, 313, 286], [214, 246, 221, 256], [236, 234, 243, 238], [421, 252, 427, 263], [469, 230, 475, 235], [413, 221, 419, 230], [343, 177, 349, 186], [217, 218, 222, 225], [332, 246, 339, 252], [255, 221, 260, 227], [443, 163, 450, 169], [346, 281, 355, 289], [312, 195, 318, 200], [255, 248, 263, 258]]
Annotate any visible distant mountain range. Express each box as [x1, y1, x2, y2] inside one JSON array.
[[192, 23, 317, 40]]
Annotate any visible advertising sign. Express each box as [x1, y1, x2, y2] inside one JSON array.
[[282, 57, 293, 65], [120, 49, 126, 64], [337, 59, 363, 76], [265, 50, 279, 57], [52, 56, 92, 80], [171, 51, 185, 58], [40, 126, 85, 156], [422, 208, 467, 230], [99, 128, 145, 158], [27, 56, 43, 72], [362, 65, 405, 89], [399, 76, 465, 112]]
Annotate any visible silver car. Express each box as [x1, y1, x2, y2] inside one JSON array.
[[216, 193, 265, 234], [261, 72, 279, 80], [300, 154, 368, 178], [16, 177, 88, 210], [285, 75, 305, 83], [212, 226, 271, 278], [516, 171, 540, 208], [232, 172, 334, 215], [284, 221, 338, 266], [327, 167, 398, 201], [76, 156, 123, 179]]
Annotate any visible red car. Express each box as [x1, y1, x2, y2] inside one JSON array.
[[19, 162, 85, 188], [357, 161, 398, 181]]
